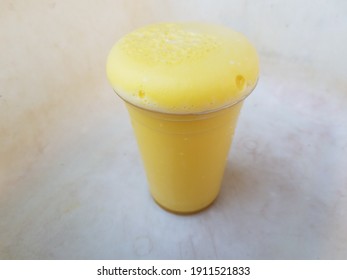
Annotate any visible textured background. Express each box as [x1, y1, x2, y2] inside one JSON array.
[[1, 0, 346, 259]]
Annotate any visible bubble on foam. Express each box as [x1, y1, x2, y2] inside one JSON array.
[[138, 89, 146, 99], [120, 23, 220, 65], [235, 75, 246, 91]]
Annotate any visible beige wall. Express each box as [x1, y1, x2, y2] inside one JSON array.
[[1, 0, 346, 186]]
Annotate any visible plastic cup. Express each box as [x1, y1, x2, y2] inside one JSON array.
[[124, 99, 244, 214], [107, 22, 259, 214]]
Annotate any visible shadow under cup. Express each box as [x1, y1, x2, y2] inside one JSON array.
[[124, 100, 244, 214]]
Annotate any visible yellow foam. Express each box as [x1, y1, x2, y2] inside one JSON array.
[[107, 22, 259, 114]]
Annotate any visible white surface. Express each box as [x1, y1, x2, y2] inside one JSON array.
[[1, 0, 347, 259]]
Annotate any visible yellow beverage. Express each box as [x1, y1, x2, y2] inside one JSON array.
[[107, 22, 259, 213]]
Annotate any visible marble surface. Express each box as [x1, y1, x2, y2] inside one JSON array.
[[1, 57, 346, 259], [1, 0, 347, 260]]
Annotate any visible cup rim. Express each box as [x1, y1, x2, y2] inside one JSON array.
[[113, 78, 258, 116]]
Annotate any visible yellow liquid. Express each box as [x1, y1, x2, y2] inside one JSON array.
[[107, 22, 259, 213], [126, 101, 243, 213]]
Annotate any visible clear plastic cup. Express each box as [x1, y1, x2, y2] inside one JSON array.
[[124, 98, 245, 214], [107, 22, 259, 214]]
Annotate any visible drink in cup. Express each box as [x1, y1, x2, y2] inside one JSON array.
[[107, 22, 259, 214]]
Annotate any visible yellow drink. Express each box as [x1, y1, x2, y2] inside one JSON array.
[[107, 22, 259, 213]]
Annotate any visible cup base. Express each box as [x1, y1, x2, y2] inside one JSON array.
[[151, 196, 218, 215]]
